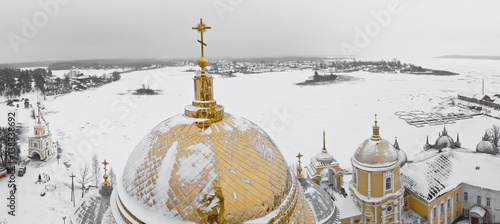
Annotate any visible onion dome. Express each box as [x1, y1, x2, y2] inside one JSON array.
[[109, 18, 321, 224], [434, 126, 455, 150], [353, 115, 399, 167], [315, 131, 334, 163], [298, 177, 340, 223], [70, 161, 113, 224], [476, 132, 496, 155]]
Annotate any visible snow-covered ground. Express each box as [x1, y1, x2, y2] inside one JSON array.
[[1, 58, 500, 223]]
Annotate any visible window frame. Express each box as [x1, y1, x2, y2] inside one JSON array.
[[385, 177, 392, 190], [477, 195, 482, 205], [440, 203, 444, 214], [464, 192, 468, 202]]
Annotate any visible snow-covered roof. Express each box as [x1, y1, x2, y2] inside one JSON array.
[[336, 197, 362, 219], [458, 91, 477, 99], [470, 205, 486, 217], [353, 139, 399, 167], [401, 149, 500, 202], [316, 150, 334, 162]]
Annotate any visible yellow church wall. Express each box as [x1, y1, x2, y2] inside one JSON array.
[[408, 184, 462, 223], [394, 167, 400, 192], [408, 191, 429, 220], [371, 173, 383, 197], [358, 170, 368, 196], [353, 192, 403, 224], [336, 175, 342, 189]]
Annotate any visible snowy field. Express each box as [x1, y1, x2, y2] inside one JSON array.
[[1, 58, 500, 223]]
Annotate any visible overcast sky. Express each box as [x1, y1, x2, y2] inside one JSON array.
[[1, 0, 499, 63]]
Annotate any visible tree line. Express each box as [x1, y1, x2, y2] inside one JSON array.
[[0, 68, 121, 99], [0, 68, 52, 98]]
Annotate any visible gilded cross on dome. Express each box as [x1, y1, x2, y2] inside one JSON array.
[[296, 152, 304, 178], [192, 18, 211, 57], [102, 159, 110, 187]]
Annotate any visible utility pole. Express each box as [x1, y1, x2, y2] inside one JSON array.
[[70, 173, 75, 207]]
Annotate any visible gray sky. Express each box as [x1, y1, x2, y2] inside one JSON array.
[[1, 0, 499, 63]]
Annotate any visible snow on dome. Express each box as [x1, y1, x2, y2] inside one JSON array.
[[298, 178, 339, 223], [115, 113, 293, 223], [316, 151, 334, 162], [353, 138, 399, 166], [398, 149, 407, 167], [476, 140, 495, 155], [434, 135, 455, 150], [70, 187, 112, 224]]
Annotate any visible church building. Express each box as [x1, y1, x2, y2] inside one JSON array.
[[28, 101, 53, 160]]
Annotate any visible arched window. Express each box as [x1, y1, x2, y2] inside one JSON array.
[[35, 130, 38, 135], [386, 177, 392, 190], [353, 170, 357, 185], [34, 142, 38, 148]]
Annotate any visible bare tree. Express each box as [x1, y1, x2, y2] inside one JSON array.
[[108, 166, 117, 186], [91, 154, 101, 187], [77, 163, 93, 198], [488, 125, 500, 150]]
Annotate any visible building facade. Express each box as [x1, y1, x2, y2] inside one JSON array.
[[28, 102, 53, 160]]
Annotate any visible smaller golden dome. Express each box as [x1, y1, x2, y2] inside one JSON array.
[[197, 56, 209, 68]]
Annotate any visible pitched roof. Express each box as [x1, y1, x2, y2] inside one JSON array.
[[401, 149, 500, 202]]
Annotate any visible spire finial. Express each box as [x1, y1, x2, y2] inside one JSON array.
[[296, 152, 303, 178], [322, 130, 326, 152], [102, 160, 110, 187], [185, 18, 224, 126], [394, 136, 400, 150], [426, 135, 429, 144], [371, 114, 381, 141], [37, 101, 41, 125], [483, 131, 489, 141]]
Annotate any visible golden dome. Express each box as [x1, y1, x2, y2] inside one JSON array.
[[108, 18, 324, 224], [352, 116, 399, 167], [116, 113, 292, 223]]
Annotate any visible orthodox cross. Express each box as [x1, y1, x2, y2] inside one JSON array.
[[102, 160, 109, 173], [296, 152, 304, 178], [102, 159, 110, 187], [296, 152, 303, 165], [192, 18, 211, 57]]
